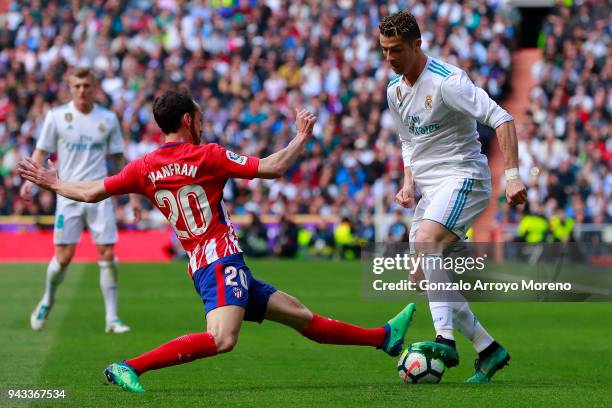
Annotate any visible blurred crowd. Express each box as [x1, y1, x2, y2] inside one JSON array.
[[2, 0, 606, 252], [498, 0, 611, 243], [0, 0, 516, 233]]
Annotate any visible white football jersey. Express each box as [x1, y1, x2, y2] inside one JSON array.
[[36, 102, 124, 182], [386, 56, 513, 190]]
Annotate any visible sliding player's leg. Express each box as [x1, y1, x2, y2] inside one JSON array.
[[105, 254, 253, 393], [104, 305, 241, 393], [263, 290, 415, 356]]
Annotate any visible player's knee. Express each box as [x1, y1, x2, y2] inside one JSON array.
[[98, 246, 114, 262], [55, 251, 74, 267], [414, 228, 437, 245], [55, 245, 76, 268], [214, 334, 238, 354], [286, 297, 314, 330], [287, 295, 313, 320], [285, 293, 304, 309]]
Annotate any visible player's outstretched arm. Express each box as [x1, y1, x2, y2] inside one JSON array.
[[495, 121, 527, 205], [257, 108, 316, 179], [18, 158, 110, 203], [19, 148, 49, 200], [110, 153, 142, 222]]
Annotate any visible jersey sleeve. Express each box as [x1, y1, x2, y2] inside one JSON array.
[[107, 114, 124, 155], [205, 143, 260, 179], [441, 70, 514, 129], [104, 158, 143, 195], [387, 91, 413, 168], [36, 110, 58, 153]]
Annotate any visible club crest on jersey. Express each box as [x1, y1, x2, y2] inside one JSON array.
[[233, 287, 243, 299], [65, 113, 73, 122], [424, 95, 433, 111], [396, 86, 403, 105], [226, 151, 247, 165], [98, 122, 106, 133]]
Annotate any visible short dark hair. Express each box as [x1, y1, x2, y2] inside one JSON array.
[[379, 11, 421, 43], [153, 89, 196, 134]]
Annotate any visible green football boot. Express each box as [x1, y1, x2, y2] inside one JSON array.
[[466, 345, 510, 383], [378, 303, 416, 357], [409, 339, 460, 368], [104, 362, 145, 393]]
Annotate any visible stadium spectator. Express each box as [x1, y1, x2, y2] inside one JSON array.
[[357, 213, 376, 244], [387, 210, 409, 243], [274, 214, 298, 258], [311, 221, 336, 257], [333, 217, 358, 259], [549, 208, 575, 243], [239, 211, 269, 257], [516, 203, 549, 244]]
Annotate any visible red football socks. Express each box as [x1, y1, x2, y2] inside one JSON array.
[[124, 316, 387, 375], [125, 332, 217, 375], [301, 314, 386, 347]]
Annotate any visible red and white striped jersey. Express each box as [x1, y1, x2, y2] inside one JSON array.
[[104, 141, 259, 278]]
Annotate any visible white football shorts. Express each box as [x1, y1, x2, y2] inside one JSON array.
[[53, 196, 118, 245], [409, 177, 491, 241]]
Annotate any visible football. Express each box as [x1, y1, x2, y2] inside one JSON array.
[[397, 349, 445, 384]]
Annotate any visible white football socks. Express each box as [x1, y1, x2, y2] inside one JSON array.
[[453, 301, 494, 353], [41, 257, 68, 307], [422, 253, 455, 340], [422, 252, 495, 350], [99, 260, 119, 324]]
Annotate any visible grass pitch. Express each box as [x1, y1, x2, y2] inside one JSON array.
[[1, 260, 612, 407]]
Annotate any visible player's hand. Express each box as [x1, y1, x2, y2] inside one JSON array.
[[18, 158, 59, 192], [506, 179, 527, 205], [20, 180, 35, 201], [295, 108, 316, 140], [395, 185, 415, 208]]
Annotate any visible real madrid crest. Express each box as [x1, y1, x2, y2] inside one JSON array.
[[65, 112, 73, 122], [424, 95, 433, 111], [98, 122, 106, 133], [396, 86, 406, 108]]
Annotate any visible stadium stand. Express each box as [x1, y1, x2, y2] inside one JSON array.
[[0, 0, 608, 256], [497, 1, 611, 242]]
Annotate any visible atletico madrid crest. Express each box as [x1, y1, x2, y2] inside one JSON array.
[[233, 287, 243, 299]]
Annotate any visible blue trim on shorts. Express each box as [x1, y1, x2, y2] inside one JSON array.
[[446, 179, 474, 230]]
